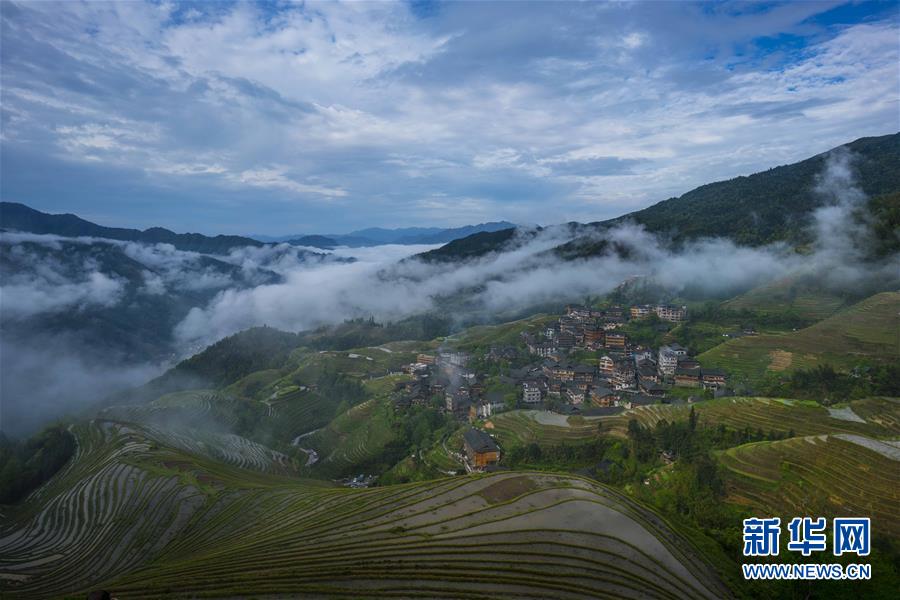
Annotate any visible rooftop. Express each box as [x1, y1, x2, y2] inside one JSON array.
[[463, 428, 500, 454]]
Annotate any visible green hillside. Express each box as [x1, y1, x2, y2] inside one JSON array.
[[701, 291, 900, 383], [719, 434, 900, 540], [411, 133, 900, 263], [622, 397, 900, 438], [722, 276, 856, 321], [489, 410, 607, 447], [0, 421, 730, 599], [603, 133, 900, 246], [413, 227, 523, 262], [490, 397, 900, 447]]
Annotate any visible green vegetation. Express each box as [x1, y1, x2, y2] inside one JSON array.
[[868, 190, 900, 258], [762, 363, 900, 404], [618, 397, 900, 439], [619, 313, 675, 348], [0, 425, 75, 504], [489, 410, 607, 447], [700, 292, 900, 385], [604, 133, 900, 247], [719, 434, 900, 540], [450, 312, 557, 350], [155, 326, 302, 389], [298, 315, 451, 351], [3, 284, 899, 598], [0, 422, 730, 600], [413, 227, 522, 262], [410, 133, 900, 261], [722, 275, 858, 322]]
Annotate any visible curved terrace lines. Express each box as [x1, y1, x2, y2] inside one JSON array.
[[0, 424, 729, 599]]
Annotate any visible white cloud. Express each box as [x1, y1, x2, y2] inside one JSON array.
[[0, 1, 897, 231], [1, 270, 125, 319], [233, 166, 348, 198]]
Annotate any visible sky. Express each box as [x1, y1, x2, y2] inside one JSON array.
[[1, 1, 898, 235]]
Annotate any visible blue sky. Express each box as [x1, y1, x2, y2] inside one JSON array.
[[1, 0, 898, 235]]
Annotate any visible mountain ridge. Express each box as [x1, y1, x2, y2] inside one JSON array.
[[410, 132, 900, 262], [0, 202, 268, 255], [256, 221, 518, 248]]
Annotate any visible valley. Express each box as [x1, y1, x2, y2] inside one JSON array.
[[1, 277, 898, 598], [1, 133, 899, 599]]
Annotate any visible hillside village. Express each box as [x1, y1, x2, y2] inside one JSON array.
[[395, 303, 731, 469]]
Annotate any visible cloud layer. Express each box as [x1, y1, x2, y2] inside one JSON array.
[[1, 1, 898, 233], [173, 149, 899, 349], [1, 148, 896, 436]]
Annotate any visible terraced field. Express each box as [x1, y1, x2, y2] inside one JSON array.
[[100, 390, 239, 429], [302, 399, 396, 475], [718, 434, 900, 540], [261, 387, 339, 439], [488, 398, 900, 445], [701, 292, 900, 381], [722, 275, 854, 321], [489, 410, 606, 447], [290, 346, 418, 380], [0, 421, 732, 599], [611, 397, 900, 438], [449, 313, 558, 350]]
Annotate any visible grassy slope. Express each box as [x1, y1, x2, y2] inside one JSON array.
[[448, 313, 558, 349], [721, 275, 854, 321], [0, 422, 730, 600], [700, 292, 900, 382]]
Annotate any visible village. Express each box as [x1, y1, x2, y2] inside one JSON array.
[[394, 303, 731, 471]]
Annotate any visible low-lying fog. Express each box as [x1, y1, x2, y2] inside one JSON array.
[[1, 150, 896, 436]]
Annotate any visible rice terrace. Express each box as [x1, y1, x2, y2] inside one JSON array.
[[2, 1, 900, 599]]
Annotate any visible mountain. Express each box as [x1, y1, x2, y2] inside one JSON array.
[[0, 202, 265, 255], [398, 221, 519, 244], [336, 226, 445, 244], [254, 221, 518, 248], [600, 132, 900, 246], [285, 234, 339, 248], [413, 227, 525, 262], [410, 133, 900, 262], [0, 238, 283, 362]]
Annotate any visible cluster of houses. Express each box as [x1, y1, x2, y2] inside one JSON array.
[[516, 304, 727, 410], [629, 304, 688, 322], [395, 351, 508, 420], [388, 303, 736, 473], [393, 303, 729, 450]]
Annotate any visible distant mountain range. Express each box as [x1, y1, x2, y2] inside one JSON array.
[[0, 202, 267, 255], [253, 221, 518, 248], [414, 132, 900, 262], [0, 202, 518, 252]]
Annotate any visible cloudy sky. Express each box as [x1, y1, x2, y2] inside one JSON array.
[[1, 1, 897, 235]]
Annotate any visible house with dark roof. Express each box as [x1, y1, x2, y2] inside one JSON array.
[[463, 428, 501, 468], [639, 381, 668, 397], [590, 385, 618, 407], [701, 368, 727, 389], [625, 394, 658, 409], [605, 331, 627, 350], [674, 367, 701, 388]]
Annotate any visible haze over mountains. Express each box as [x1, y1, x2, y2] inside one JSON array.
[[1, 133, 898, 435], [254, 222, 518, 248]]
